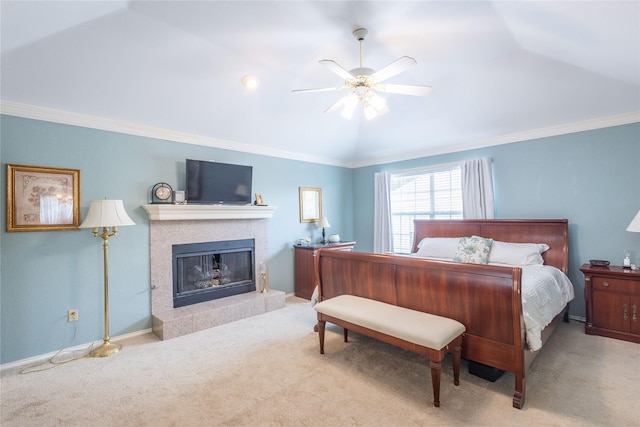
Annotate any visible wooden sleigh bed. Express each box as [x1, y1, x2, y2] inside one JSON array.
[[315, 219, 571, 409]]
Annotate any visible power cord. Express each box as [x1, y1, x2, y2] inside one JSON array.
[[19, 322, 96, 374]]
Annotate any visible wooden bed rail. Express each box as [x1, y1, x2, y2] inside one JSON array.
[[316, 251, 524, 371], [316, 250, 530, 407]]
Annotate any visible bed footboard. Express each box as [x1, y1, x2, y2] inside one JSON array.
[[317, 250, 527, 407]]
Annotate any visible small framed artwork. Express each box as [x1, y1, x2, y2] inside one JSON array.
[[255, 193, 265, 206], [299, 187, 322, 223], [6, 164, 81, 232]]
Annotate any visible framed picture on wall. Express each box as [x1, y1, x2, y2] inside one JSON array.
[[6, 164, 81, 232], [299, 187, 322, 223]]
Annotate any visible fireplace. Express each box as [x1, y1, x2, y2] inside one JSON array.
[[173, 239, 255, 308], [144, 204, 285, 340]]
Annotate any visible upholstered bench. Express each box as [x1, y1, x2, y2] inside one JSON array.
[[315, 294, 465, 407]]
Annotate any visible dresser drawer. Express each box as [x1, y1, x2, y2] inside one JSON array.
[[592, 276, 637, 293]]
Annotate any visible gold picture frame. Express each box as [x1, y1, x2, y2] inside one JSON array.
[[299, 187, 322, 223], [6, 164, 81, 232], [255, 193, 264, 206]]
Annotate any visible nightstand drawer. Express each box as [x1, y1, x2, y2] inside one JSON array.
[[592, 276, 636, 293]]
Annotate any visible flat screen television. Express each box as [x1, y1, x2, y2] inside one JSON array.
[[186, 159, 253, 205]]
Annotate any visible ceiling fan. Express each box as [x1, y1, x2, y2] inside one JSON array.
[[292, 28, 432, 120]]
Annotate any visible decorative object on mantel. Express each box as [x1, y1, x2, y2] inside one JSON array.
[[254, 193, 265, 206], [174, 190, 186, 205], [6, 164, 80, 232], [151, 182, 173, 204], [317, 216, 331, 243], [328, 234, 340, 243], [260, 262, 269, 293], [80, 198, 135, 357]]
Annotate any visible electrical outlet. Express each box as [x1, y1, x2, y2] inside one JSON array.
[[68, 309, 78, 322]]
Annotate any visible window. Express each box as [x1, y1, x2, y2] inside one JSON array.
[[390, 164, 463, 254]]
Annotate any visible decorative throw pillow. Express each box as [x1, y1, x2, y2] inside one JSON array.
[[453, 236, 493, 264], [416, 237, 464, 259], [488, 241, 549, 266]]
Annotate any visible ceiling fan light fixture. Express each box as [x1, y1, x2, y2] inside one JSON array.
[[340, 92, 360, 120], [341, 103, 357, 120], [364, 103, 378, 120], [369, 93, 386, 110]]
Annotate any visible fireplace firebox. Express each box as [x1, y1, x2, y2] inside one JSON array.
[[172, 239, 255, 308]]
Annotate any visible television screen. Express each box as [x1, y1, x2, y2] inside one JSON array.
[[186, 159, 253, 205]]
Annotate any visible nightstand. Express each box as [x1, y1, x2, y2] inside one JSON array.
[[580, 264, 640, 344], [293, 242, 356, 300]]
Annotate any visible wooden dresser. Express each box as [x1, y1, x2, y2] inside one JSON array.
[[293, 242, 355, 300], [580, 264, 640, 344]]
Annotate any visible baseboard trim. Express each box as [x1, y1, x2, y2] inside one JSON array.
[[0, 328, 153, 376]]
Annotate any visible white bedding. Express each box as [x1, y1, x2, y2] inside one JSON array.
[[520, 265, 574, 351], [310, 262, 575, 352]]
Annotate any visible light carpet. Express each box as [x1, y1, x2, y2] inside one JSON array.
[[1, 295, 639, 426]]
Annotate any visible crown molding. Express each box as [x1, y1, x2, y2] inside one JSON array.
[[0, 101, 350, 168], [352, 111, 640, 168], [2, 101, 637, 170]]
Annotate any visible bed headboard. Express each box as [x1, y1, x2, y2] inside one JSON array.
[[411, 219, 569, 273]]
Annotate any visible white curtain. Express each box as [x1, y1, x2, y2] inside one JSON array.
[[373, 171, 393, 254], [462, 158, 495, 219]]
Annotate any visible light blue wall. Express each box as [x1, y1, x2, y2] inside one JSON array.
[[2, 115, 638, 365], [352, 123, 640, 320], [0, 115, 354, 364]]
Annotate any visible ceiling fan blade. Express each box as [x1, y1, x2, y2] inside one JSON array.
[[370, 56, 417, 82], [378, 83, 432, 97], [291, 86, 346, 94], [324, 96, 346, 113], [319, 60, 355, 81]]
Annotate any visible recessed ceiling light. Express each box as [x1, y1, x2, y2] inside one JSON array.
[[242, 75, 259, 90]]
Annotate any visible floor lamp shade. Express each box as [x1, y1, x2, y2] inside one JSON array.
[[80, 199, 134, 357], [80, 199, 135, 228]]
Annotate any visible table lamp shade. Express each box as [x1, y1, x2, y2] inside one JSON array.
[[80, 200, 135, 228], [317, 217, 331, 228], [627, 210, 640, 233]]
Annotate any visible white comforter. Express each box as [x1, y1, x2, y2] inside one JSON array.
[[310, 262, 575, 352], [520, 265, 575, 351]]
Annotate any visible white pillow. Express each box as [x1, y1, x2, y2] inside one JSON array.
[[453, 236, 493, 264], [488, 240, 550, 266], [416, 237, 464, 259]]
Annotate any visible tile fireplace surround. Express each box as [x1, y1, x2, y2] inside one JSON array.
[[143, 204, 284, 340]]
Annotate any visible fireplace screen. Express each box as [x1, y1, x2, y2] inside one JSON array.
[[173, 239, 255, 307]]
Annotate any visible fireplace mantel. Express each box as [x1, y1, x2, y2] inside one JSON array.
[[142, 204, 277, 221]]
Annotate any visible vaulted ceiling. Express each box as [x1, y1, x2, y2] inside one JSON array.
[[1, 1, 639, 167]]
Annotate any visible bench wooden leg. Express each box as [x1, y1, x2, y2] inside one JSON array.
[[429, 336, 463, 407], [317, 320, 326, 354], [452, 343, 461, 386], [429, 359, 442, 407], [343, 328, 349, 342]]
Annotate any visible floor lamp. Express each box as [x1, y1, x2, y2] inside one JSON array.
[[80, 199, 135, 357]]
